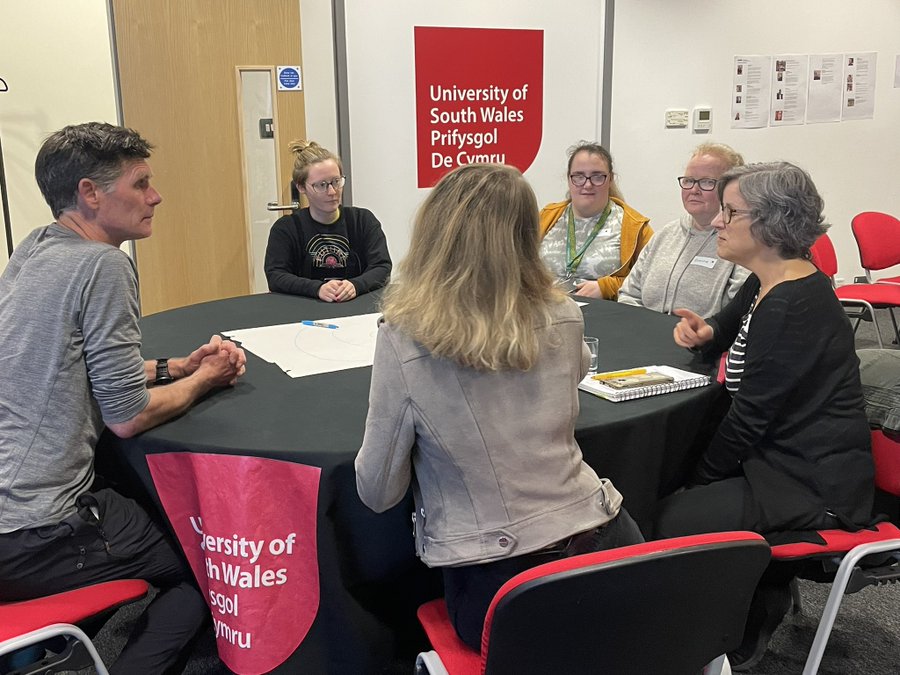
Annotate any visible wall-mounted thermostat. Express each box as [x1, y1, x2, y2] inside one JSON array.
[[693, 107, 712, 133]]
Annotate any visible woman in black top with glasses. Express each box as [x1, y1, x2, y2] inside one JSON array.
[[656, 162, 873, 671], [264, 140, 392, 302]]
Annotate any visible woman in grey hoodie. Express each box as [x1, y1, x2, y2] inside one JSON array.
[[619, 143, 749, 317]]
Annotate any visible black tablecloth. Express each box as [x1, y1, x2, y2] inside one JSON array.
[[100, 292, 721, 674]]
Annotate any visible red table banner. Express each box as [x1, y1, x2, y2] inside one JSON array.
[[415, 26, 544, 187], [148, 453, 321, 675]]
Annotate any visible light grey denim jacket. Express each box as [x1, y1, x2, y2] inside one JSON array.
[[355, 298, 623, 567]]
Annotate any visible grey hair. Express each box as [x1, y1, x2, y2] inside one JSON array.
[[35, 122, 153, 218], [716, 161, 827, 259]]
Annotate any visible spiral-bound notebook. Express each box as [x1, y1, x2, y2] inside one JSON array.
[[579, 365, 710, 402]]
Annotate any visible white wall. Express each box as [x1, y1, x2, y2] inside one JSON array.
[[298, 0, 340, 151], [0, 0, 119, 269], [610, 0, 900, 282], [339, 0, 607, 263], [5, 2, 898, 283]]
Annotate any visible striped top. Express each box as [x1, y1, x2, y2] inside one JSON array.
[[724, 295, 757, 394]]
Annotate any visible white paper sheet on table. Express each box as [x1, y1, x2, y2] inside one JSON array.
[[222, 312, 381, 378]]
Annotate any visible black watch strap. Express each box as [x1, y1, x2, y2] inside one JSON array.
[[155, 358, 175, 385]]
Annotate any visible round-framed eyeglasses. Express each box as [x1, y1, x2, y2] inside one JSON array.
[[569, 173, 608, 187], [678, 176, 718, 191], [307, 176, 346, 193], [721, 205, 754, 225]]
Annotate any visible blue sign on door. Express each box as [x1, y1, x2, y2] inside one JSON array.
[[277, 66, 302, 91]]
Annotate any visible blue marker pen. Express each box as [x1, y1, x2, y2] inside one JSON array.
[[302, 320, 339, 329]]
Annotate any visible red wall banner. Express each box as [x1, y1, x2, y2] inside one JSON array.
[[415, 27, 544, 187], [147, 453, 321, 675]]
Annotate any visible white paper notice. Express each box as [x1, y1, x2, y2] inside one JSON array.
[[222, 313, 381, 378], [732, 55, 772, 128], [807, 54, 844, 124], [770, 55, 808, 126], [843, 52, 876, 120]]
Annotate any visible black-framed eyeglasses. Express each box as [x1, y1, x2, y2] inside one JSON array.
[[721, 205, 754, 224], [307, 176, 346, 193], [678, 176, 718, 191], [569, 173, 608, 187]]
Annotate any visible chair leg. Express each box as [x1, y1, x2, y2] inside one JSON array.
[[703, 653, 731, 675], [888, 308, 899, 345], [801, 539, 900, 675], [0, 624, 109, 675], [416, 650, 450, 675], [789, 577, 803, 615]]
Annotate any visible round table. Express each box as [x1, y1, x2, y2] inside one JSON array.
[[100, 291, 721, 674]]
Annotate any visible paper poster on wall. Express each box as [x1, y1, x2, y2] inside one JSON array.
[[806, 54, 843, 124], [731, 56, 771, 128], [769, 55, 808, 126], [414, 27, 543, 187], [842, 52, 876, 120]]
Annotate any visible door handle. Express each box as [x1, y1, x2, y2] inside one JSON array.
[[266, 201, 299, 212]]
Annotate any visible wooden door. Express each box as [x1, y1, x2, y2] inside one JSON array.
[[112, 0, 306, 314]]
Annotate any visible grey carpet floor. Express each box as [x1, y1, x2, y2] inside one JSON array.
[[81, 576, 900, 674]]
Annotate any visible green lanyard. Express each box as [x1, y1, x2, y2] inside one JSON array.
[[565, 201, 612, 276]]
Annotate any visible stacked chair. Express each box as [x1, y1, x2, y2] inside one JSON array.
[[809, 231, 900, 348]]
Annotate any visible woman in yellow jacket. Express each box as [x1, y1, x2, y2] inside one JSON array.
[[540, 142, 652, 299]]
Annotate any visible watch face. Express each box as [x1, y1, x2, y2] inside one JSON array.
[[156, 358, 172, 384]]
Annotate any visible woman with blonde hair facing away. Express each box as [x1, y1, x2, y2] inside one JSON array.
[[355, 164, 642, 650], [540, 142, 652, 299], [264, 140, 391, 302], [619, 143, 749, 317]]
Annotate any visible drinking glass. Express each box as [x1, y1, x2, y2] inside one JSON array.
[[584, 337, 600, 375]]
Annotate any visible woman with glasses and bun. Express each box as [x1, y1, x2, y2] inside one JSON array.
[[264, 139, 391, 302], [539, 142, 651, 299], [355, 164, 643, 651], [656, 162, 873, 671], [618, 143, 749, 317]]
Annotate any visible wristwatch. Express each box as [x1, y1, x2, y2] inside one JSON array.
[[155, 358, 175, 385]]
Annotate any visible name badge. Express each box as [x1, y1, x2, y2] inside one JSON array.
[[690, 255, 717, 269]]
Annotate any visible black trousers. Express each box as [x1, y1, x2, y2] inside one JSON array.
[[653, 476, 759, 539], [442, 508, 644, 651], [0, 488, 207, 675]]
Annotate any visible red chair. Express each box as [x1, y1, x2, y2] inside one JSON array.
[[415, 531, 770, 675], [851, 211, 900, 286], [769, 430, 900, 675], [810, 233, 900, 348], [0, 579, 150, 675]]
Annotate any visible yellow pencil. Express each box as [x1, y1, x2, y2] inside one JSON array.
[[592, 368, 648, 381]]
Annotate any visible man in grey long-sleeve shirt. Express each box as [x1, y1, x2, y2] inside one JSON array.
[[0, 123, 246, 673]]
